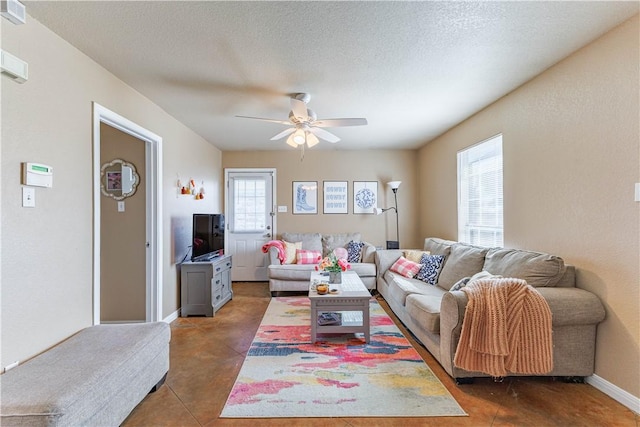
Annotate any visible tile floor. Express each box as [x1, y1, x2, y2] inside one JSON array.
[[122, 282, 638, 427]]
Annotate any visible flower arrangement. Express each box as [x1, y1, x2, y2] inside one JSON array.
[[315, 252, 350, 273]]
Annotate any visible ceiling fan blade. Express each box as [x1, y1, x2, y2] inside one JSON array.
[[270, 128, 296, 140], [235, 115, 291, 125], [306, 133, 320, 148], [309, 127, 340, 143], [290, 98, 309, 122], [313, 118, 368, 127]]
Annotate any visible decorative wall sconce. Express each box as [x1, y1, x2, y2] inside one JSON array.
[[374, 180, 401, 249], [177, 178, 205, 200]]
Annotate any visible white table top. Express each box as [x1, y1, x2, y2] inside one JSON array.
[[309, 271, 369, 298]]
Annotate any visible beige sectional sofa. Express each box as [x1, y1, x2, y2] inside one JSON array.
[[375, 237, 606, 382], [268, 232, 376, 295]]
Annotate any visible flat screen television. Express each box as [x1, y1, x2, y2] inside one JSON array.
[[191, 213, 225, 262]]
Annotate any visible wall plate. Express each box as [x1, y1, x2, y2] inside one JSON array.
[[22, 187, 35, 207]]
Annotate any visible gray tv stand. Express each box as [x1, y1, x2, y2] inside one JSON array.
[[180, 254, 232, 316]]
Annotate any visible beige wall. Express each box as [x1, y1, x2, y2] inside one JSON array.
[[418, 16, 639, 398], [1, 15, 222, 367], [100, 123, 146, 322], [223, 149, 420, 249]]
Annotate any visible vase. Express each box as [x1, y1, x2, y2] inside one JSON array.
[[329, 271, 341, 284]]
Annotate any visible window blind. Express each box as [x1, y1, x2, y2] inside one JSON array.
[[457, 135, 503, 247]]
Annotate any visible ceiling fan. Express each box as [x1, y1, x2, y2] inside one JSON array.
[[236, 93, 367, 148]]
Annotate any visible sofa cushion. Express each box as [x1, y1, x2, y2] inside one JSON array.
[[349, 262, 376, 278], [483, 248, 566, 287], [346, 240, 365, 263], [282, 233, 322, 253], [283, 241, 302, 264], [406, 294, 442, 334], [390, 256, 422, 278], [268, 264, 317, 281], [333, 247, 349, 260], [423, 237, 455, 257], [385, 272, 443, 306], [404, 249, 430, 263], [322, 233, 362, 256], [296, 249, 321, 264], [437, 243, 489, 290], [415, 254, 446, 286]]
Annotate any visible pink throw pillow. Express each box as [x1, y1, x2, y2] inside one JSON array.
[[296, 249, 322, 265], [333, 247, 348, 260], [390, 256, 423, 278]]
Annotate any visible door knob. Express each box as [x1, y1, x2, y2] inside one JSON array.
[[265, 233, 272, 238]]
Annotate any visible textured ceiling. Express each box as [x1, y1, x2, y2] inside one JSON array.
[[25, 1, 639, 151]]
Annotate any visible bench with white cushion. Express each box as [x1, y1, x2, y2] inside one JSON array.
[[0, 322, 170, 427]]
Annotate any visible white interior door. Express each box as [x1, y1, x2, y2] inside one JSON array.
[[225, 169, 276, 281]]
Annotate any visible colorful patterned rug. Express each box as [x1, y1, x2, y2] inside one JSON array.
[[220, 297, 467, 418]]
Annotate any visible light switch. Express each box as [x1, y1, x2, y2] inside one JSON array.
[[635, 183, 640, 202], [278, 205, 287, 213], [22, 187, 35, 207], [117, 201, 125, 212]]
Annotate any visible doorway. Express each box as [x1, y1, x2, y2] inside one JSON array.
[[92, 103, 163, 324], [99, 123, 146, 322], [225, 168, 276, 281]]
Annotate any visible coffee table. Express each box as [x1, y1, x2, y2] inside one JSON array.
[[309, 270, 371, 343]]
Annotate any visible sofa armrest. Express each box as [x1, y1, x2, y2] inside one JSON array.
[[536, 287, 605, 325], [361, 242, 377, 264], [268, 247, 282, 265], [374, 249, 404, 277], [439, 291, 469, 375], [438, 286, 606, 377]]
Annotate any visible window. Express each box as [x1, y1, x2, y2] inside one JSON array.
[[457, 135, 503, 247], [230, 177, 267, 232]]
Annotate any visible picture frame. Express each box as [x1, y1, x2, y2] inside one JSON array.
[[323, 181, 348, 214], [292, 181, 318, 214], [106, 171, 122, 191], [353, 181, 378, 214]]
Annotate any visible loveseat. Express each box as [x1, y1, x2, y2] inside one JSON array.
[[375, 237, 606, 382], [268, 232, 376, 295]]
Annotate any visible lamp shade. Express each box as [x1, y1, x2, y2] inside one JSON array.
[[387, 181, 402, 190], [373, 207, 383, 215]]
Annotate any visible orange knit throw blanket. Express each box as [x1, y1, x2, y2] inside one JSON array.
[[453, 278, 553, 377]]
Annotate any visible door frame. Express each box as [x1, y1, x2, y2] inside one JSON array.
[[224, 168, 277, 279], [92, 103, 163, 324]]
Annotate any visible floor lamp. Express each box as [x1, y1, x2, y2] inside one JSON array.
[[374, 181, 401, 249]]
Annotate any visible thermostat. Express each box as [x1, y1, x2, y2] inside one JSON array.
[[22, 162, 53, 187]]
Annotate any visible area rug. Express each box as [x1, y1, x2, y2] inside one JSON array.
[[220, 297, 467, 418]]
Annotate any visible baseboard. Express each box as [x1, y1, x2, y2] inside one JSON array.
[[586, 374, 640, 414], [101, 320, 145, 324], [101, 310, 179, 325], [163, 309, 180, 324]]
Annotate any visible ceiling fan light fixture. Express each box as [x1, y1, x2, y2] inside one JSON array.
[[292, 128, 306, 145], [306, 132, 320, 147], [285, 134, 298, 148]]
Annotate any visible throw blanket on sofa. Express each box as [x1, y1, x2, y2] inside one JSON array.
[[454, 278, 553, 377], [262, 240, 285, 264]]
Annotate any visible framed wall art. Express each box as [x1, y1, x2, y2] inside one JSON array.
[[323, 181, 348, 214], [353, 181, 378, 214], [292, 181, 318, 214]]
